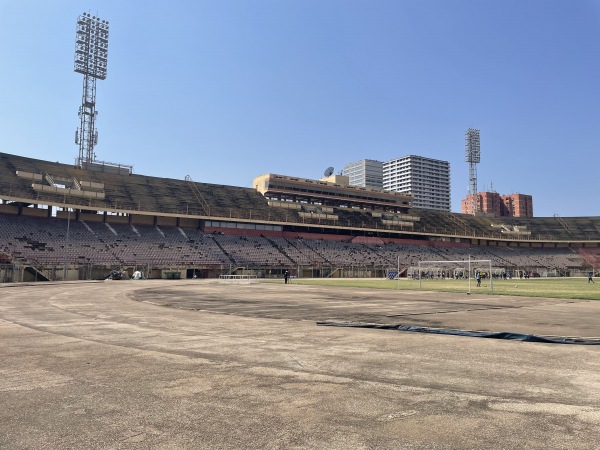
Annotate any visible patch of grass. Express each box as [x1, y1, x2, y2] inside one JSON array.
[[269, 277, 600, 300]]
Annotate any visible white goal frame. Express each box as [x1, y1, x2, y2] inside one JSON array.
[[218, 274, 259, 284], [417, 259, 493, 293]]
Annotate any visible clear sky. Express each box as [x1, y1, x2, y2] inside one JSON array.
[[1, 0, 599, 217]]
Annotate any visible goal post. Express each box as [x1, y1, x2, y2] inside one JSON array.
[[218, 274, 258, 284], [416, 258, 493, 293]]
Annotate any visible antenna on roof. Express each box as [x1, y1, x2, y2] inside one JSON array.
[[324, 166, 334, 177]]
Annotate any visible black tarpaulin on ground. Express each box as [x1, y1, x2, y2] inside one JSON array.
[[316, 321, 600, 345]]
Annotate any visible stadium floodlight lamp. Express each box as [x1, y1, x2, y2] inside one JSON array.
[[74, 12, 109, 166], [465, 128, 481, 215], [465, 128, 480, 163], [74, 13, 109, 80]]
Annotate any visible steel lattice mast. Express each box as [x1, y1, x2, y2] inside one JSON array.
[[465, 128, 481, 215], [74, 13, 109, 166]]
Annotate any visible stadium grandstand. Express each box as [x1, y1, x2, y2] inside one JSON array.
[[0, 151, 599, 282]]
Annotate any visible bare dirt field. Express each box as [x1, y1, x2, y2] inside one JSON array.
[[1, 279, 599, 449]]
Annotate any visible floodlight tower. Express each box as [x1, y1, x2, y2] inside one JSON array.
[[465, 128, 481, 215], [74, 12, 109, 166]]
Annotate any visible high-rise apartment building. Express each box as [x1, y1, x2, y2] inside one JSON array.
[[461, 192, 503, 216], [501, 193, 533, 217], [342, 159, 383, 190], [461, 192, 533, 217], [383, 155, 451, 211]]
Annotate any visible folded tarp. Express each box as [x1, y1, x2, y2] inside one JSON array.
[[316, 321, 600, 345]]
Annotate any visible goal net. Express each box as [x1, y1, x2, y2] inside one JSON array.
[[218, 274, 259, 284], [413, 259, 494, 293]]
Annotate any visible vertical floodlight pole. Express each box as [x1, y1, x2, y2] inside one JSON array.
[[74, 13, 109, 167], [465, 128, 481, 216]]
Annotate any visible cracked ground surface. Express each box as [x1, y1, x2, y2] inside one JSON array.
[[1, 279, 599, 449]]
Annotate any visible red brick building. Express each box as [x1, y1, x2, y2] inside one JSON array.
[[462, 192, 533, 217], [501, 193, 533, 217]]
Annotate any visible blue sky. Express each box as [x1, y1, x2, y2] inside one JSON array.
[[0, 0, 599, 217]]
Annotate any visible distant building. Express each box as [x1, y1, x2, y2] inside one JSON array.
[[502, 193, 534, 217], [253, 173, 413, 214], [462, 192, 533, 217], [342, 159, 383, 190], [383, 155, 451, 211], [462, 191, 504, 217], [342, 155, 451, 211]]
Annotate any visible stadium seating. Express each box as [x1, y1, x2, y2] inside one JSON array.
[[0, 212, 592, 277], [0, 151, 598, 280], [0, 152, 298, 223]]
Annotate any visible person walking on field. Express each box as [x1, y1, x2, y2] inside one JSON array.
[[588, 272, 595, 283], [284, 270, 289, 284]]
